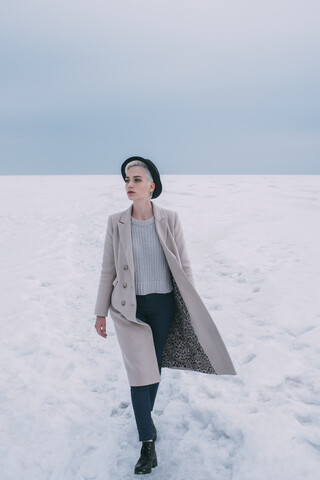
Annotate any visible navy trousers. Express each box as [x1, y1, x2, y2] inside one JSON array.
[[130, 290, 175, 441]]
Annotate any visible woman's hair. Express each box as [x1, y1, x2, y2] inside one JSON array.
[[125, 160, 154, 199]]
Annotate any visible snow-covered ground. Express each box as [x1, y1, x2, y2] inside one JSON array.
[[0, 174, 319, 480]]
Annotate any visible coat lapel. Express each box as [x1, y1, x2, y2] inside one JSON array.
[[118, 204, 134, 273], [153, 201, 168, 245], [118, 201, 168, 273]]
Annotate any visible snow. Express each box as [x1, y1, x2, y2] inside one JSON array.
[[0, 174, 319, 480]]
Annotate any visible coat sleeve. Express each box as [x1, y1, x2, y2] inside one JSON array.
[[173, 211, 195, 287], [93, 216, 116, 317]]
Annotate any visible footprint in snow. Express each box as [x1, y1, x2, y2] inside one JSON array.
[[60, 362, 75, 380], [305, 439, 320, 452], [110, 401, 131, 417], [283, 325, 316, 337], [294, 414, 317, 426], [241, 353, 256, 365]]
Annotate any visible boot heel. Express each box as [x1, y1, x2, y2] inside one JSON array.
[[152, 457, 158, 468]]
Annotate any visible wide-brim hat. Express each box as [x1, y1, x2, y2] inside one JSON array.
[[121, 156, 162, 199]]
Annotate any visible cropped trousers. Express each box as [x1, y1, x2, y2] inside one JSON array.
[[130, 290, 175, 441]]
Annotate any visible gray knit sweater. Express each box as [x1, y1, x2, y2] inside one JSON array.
[[131, 215, 173, 295]]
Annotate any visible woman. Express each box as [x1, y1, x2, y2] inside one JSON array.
[[94, 156, 236, 475]]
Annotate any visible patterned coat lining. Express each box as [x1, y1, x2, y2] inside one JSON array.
[[161, 276, 217, 375]]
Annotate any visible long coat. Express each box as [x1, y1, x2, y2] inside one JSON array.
[[94, 200, 237, 386]]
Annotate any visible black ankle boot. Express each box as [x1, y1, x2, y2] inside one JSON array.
[[151, 418, 157, 442], [134, 440, 157, 475]]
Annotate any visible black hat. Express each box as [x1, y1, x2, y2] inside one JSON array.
[[121, 156, 162, 199]]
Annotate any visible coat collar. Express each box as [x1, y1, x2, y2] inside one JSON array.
[[118, 201, 168, 273]]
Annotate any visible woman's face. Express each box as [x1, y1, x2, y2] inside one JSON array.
[[124, 166, 155, 201]]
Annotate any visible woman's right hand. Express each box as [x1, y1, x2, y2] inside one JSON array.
[[95, 316, 107, 338]]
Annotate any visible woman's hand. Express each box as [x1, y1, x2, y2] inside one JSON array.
[[95, 316, 107, 338]]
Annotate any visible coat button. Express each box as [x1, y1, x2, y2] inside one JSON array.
[[123, 265, 128, 270], [121, 300, 126, 306], [123, 282, 127, 288]]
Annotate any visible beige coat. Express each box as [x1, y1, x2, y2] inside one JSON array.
[[94, 200, 237, 386]]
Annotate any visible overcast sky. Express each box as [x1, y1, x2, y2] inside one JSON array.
[[0, 0, 319, 174]]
